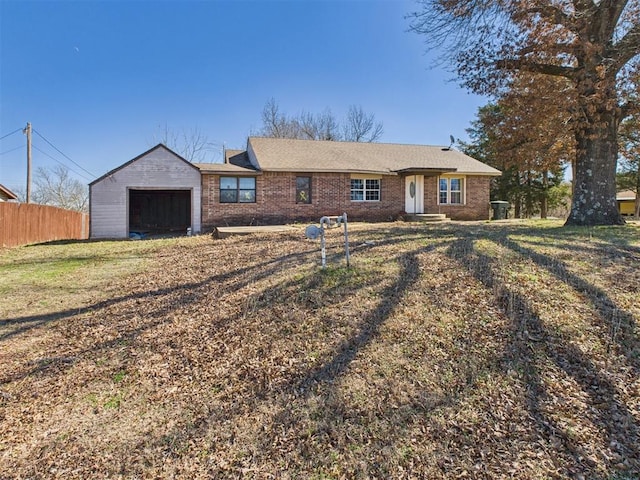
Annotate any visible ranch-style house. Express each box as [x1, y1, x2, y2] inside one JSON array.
[[89, 137, 501, 239]]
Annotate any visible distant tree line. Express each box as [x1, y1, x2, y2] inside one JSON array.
[[258, 98, 383, 143]]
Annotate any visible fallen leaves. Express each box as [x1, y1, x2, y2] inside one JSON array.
[[0, 222, 639, 478]]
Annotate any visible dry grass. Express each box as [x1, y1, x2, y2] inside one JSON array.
[[1, 220, 639, 479]]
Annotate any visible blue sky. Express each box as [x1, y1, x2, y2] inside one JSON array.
[[0, 0, 487, 193]]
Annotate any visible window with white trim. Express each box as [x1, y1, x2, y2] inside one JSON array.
[[351, 178, 380, 201], [439, 177, 464, 205]]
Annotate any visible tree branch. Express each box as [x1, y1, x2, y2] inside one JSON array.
[[516, 41, 580, 58], [524, 4, 572, 27], [600, 0, 631, 40], [496, 59, 576, 78], [610, 22, 640, 73]]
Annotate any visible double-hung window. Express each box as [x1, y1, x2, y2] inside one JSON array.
[[439, 177, 464, 205], [351, 178, 380, 201], [220, 177, 256, 203]]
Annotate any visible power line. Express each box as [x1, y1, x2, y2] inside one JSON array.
[[0, 145, 25, 156], [0, 128, 23, 141], [32, 144, 93, 182], [32, 128, 96, 178]]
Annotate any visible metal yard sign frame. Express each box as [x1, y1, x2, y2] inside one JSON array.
[[305, 213, 350, 268]]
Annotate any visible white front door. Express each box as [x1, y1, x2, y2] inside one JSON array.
[[405, 175, 424, 214]]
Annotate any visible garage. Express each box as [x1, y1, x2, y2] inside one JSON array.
[[90, 144, 202, 239], [129, 189, 191, 235]]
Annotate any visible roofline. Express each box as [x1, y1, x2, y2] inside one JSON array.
[[196, 167, 262, 176], [462, 171, 503, 176], [259, 167, 502, 176], [0, 183, 18, 199], [247, 135, 454, 149], [89, 144, 199, 186], [262, 167, 396, 175]]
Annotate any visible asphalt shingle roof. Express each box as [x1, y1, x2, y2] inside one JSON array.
[[194, 151, 259, 175], [246, 137, 501, 176]]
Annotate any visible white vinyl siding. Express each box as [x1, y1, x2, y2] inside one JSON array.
[[90, 147, 201, 239]]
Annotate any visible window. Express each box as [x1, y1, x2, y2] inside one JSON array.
[[351, 178, 380, 201], [220, 177, 256, 203], [296, 176, 312, 204], [439, 177, 464, 205]]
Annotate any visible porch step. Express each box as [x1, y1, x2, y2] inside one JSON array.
[[405, 214, 451, 223]]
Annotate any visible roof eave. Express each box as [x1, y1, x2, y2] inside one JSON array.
[[462, 171, 503, 177], [198, 169, 262, 176], [0, 184, 18, 200], [262, 167, 395, 175], [393, 167, 458, 176]]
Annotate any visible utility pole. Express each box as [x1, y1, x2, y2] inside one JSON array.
[[23, 122, 32, 203]]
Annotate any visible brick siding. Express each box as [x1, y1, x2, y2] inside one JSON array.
[[423, 176, 491, 220], [201, 172, 492, 228]]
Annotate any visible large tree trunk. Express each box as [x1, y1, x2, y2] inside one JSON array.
[[565, 82, 625, 226]]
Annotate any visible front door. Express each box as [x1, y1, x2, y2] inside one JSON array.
[[405, 175, 424, 214]]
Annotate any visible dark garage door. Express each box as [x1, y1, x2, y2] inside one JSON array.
[[129, 189, 191, 235]]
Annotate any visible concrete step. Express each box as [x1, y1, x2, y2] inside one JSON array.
[[405, 214, 451, 223]]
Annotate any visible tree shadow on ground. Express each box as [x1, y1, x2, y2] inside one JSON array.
[[0, 246, 318, 386], [131, 237, 510, 477], [293, 249, 423, 392], [446, 234, 640, 476], [496, 233, 639, 373], [0, 247, 316, 338], [6, 224, 638, 477]]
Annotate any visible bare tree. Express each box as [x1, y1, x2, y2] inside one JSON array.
[[343, 105, 384, 142], [409, 0, 640, 226], [153, 123, 220, 162], [32, 165, 88, 212], [259, 99, 384, 143], [299, 109, 341, 140], [259, 98, 302, 139]]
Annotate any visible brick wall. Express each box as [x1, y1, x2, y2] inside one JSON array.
[[201, 172, 404, 228], [201, 172, 492, 228], [423, 175, 492, 220]]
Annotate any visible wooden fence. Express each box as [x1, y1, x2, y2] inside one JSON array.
[[0, 202, 89, 248]]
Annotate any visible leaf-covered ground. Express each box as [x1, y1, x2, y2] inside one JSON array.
[[1, 221, 639, 479]]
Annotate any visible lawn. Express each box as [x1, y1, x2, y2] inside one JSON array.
[[1, 220, 639, 479]]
